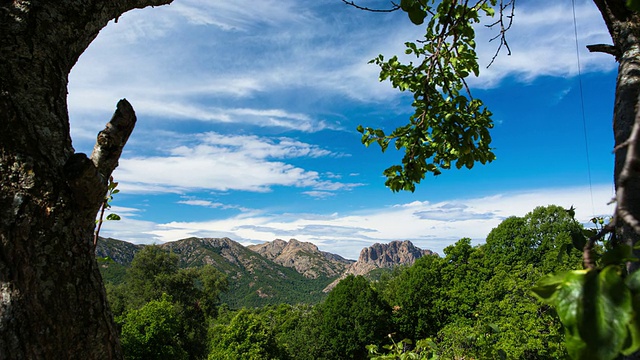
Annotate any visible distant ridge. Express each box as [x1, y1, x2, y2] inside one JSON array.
[[95, 237, 142, 265], [96, 237, 336, 307], [95, 237, 436, 306]]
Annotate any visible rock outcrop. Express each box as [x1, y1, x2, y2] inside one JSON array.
[[323, 240, 436, 292], [248, 238, 354, 279]]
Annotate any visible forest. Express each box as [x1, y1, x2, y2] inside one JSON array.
[[101, 205, 595, 359]]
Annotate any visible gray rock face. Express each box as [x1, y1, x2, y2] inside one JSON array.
[[248, 238, 354, 279], [323, 240, 436, 292], [357, 240, 434, 270]]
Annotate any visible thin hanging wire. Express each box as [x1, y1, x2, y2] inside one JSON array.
[[571, 0, 596, 216]]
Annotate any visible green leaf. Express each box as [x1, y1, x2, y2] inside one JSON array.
[[400, 0, 414, 12], [582, 266, 633, 359], [532, 271, 569, 301], [407, 8, 427, 25], [627, 270, 640, 293], [623, 271, 640, 355], [106, 213, 121, 221], [483, 6, 496, 17], [571, 231, 587, 251], [543, 267, 633, 360]]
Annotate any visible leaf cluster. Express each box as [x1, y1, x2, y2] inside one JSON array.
[[359, 0, 499, 192], [531, 216, 640, 359]]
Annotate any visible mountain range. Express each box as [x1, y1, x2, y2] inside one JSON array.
[[96, 237, 436, 308]]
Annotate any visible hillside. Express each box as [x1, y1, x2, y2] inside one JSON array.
[[162, 237, 335, 307], [95, 237, 142, 264], [95, 237, 436, 307], [96, 237, 335, 308]]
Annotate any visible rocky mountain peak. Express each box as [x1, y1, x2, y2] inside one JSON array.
[[323, 240, 435, 292], [248, 239, 353, 279], [358, 240, 434, 267]]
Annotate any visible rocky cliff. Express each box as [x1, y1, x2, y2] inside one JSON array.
[[323, 240, 436, 292], [248, 238, 354, 279]]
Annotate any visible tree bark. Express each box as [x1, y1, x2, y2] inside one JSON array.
[[592, 0, 640, 273], [0, 1, 171, 359]]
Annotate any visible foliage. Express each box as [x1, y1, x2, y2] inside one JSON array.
[[100, 206, 637, 360], [359, 0, 500, 192], [210, 304, 325, 360], [318, 275, 392, 359], [208, 308, 285, 360], [106, 245, 228, 359], [101, 206, 624, 359], [119, 245, 181, 310], [117, 294, 189, 360], [370, 206, 585, 359], [96, 256, 127, 284], [484, 205, 584, 273], [380, 254, 446, 341], [531, 214, 640, 360], [367, 337, 438, 359]]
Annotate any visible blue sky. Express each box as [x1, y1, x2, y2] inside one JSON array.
[[69, 0, 618, 260]]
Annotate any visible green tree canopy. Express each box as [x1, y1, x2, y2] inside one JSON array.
[[484, 205, 583, 272], [117, 294, 189, 360], [319, 275, 392, 359], [107, 245, 228, 359], [208, 308, 285, 360]]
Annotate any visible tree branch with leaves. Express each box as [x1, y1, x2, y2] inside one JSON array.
[[356, 0, 514, 192]]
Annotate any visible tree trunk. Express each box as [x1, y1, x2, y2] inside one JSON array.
[[592, 3, 640, 358], [592, 0, 640, 273], [0, 1, 171, 359]]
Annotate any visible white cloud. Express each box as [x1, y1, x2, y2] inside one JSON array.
[[169, 0, 313, 31], [472, 1, 616, 87], [99, 183, 615, 260], [113, 132, 359, 194], [177, 198, 252, 212], [302, 191, 336, 199], [177, 199, 225, 208], [69, 0, 614, 147]]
